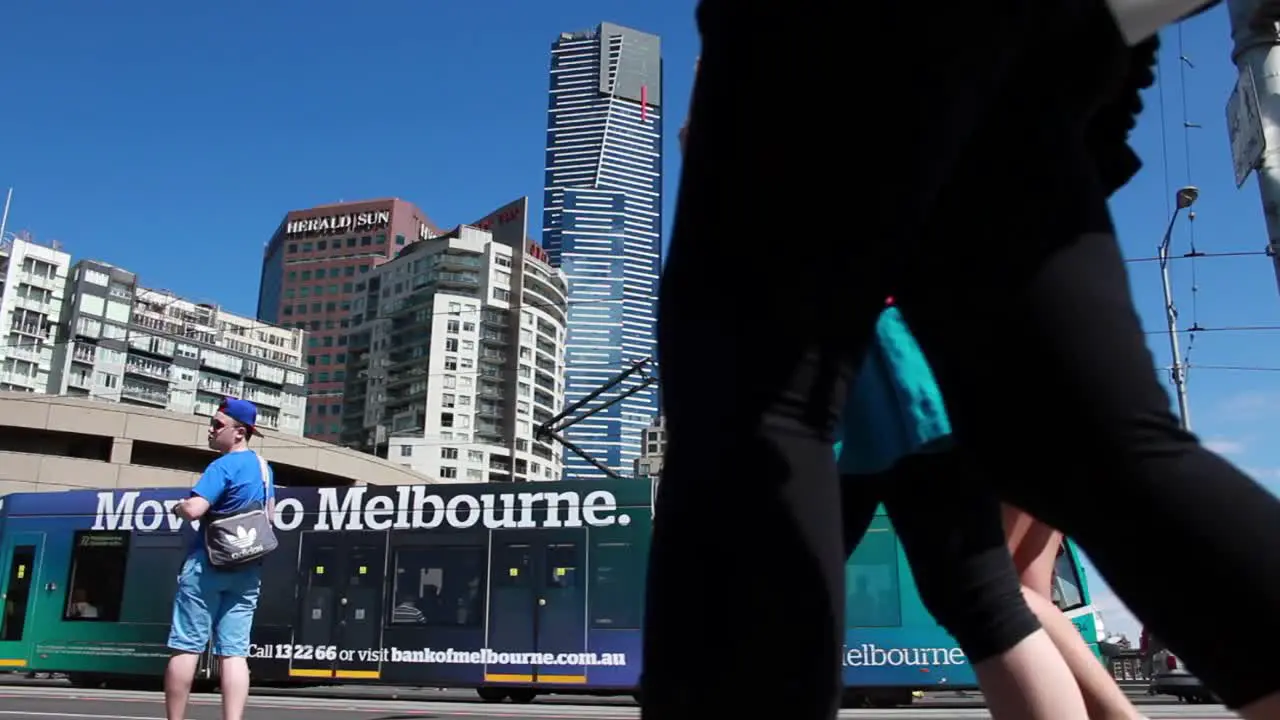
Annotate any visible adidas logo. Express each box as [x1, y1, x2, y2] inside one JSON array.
[[229, 526, 258, 549], [227, 526, 264, 559]]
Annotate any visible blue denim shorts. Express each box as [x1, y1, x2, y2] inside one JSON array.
[[167, 553, 262, 657]]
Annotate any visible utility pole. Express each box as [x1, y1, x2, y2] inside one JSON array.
[[1161, 186, 1200, 430], [1226, 0, 1280, 292]]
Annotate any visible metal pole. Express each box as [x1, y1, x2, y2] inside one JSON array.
[[1159, 216, 1193, 430], [1226, 0, 1280, 291]]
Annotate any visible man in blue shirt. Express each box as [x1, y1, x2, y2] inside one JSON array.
[[164, 398, 274, 720]]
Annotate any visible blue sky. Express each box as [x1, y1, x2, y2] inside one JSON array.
[[2, 2, 1276, 642]]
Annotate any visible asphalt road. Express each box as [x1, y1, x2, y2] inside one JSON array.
[[0, 684, 1243, 719]]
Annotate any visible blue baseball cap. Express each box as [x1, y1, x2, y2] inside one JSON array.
[[218, 397, 262, 436]]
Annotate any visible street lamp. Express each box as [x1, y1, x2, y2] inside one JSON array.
[[1159, 185, 1199, 430]]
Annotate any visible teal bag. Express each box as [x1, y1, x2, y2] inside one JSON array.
[[834, 307, 952, 475]]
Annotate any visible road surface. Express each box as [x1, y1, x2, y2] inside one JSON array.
[[0, 684, 1242, 719]]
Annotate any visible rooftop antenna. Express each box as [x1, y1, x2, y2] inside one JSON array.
[[0, 188, 12, 243]]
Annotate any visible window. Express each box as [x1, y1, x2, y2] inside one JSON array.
[[400, 445, 413, 457], [390, 546, 485, 626], [64, 531, 130, 621], [845, 517, 901, 628], [1050, 544, 1085, 612], [591, 541, 642, 629], [441, 447, 458, 459]]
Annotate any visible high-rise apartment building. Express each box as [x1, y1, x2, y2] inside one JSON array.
[[257, 199, 438, 443], [50, 260, 309, 434], [342, 198, 570, 483], [633, 414, 666, 479], [0, 234, 72, 393], [541, 22, 664, 479]]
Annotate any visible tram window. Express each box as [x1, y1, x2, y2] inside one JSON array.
[[590, 541, 641, 629], [391, 545, 484, 628], [63, 531, 129, 622], [494, 543, 532, 589], [1051, 544, 1086, 611], [846, 518, 902, 628], [545, 544, 578, 588]]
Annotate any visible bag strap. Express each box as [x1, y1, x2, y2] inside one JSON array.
[[255, 452, 272, 504]]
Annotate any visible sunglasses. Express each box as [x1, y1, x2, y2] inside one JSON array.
[[209, 417, 241, 432]]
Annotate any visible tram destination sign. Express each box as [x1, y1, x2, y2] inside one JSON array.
[[91, 486, 633, 534]]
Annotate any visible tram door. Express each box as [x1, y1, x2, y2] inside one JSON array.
[[487, 530, 587, 684], [0, 533, 43, 667], [292, 531, 387, 680]]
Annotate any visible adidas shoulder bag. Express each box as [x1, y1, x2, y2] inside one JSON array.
[[204, 452, 280, 569]]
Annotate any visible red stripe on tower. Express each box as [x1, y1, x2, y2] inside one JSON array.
[[640, 84, 648, 121]]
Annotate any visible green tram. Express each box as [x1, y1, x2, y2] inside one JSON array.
[[0, 479, 1102, 706]]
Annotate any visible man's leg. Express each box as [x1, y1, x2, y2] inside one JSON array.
[[165, 558, 211, 720], [211, 569, 262, 720]]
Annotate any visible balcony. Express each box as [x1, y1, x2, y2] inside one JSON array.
[[18, 269, 57, 290], [15, 296, 54, 315], [9, 321, 47, 339], [0, 371, 38, 388], [6, 344, 41, 363], [121, 380, 170, 407], [198, 376, 241, 397], [244, 361, 287, 385], [242, 384, 282, 408], [256, 409, 282, 430], [72, 343, 97, 364], [125, 356, 173, 382], [133, 312, 184, 336]]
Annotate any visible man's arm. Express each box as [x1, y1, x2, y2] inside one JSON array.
[[173, 462, 228, 521]]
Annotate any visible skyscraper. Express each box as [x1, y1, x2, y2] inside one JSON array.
[[541, 22, 663, 480], [257, 199, 438, 444], [341, 198, 570, 483]]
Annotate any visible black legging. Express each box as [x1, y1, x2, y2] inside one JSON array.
[[643, 0, 1280, 717]]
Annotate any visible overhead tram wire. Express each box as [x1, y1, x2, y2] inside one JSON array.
[[1176, 22, 1207, 372]]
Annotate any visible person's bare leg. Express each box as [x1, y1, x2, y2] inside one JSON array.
[[164, 652, 199, 720], [876, 453, 1090, 720], [218, 655, 252, 720], [972, 630, 1090, 720], [1005, 507, 1144, 720]]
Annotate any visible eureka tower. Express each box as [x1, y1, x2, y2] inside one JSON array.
[[541, 22, 663, 479]]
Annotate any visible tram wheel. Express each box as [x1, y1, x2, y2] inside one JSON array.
[[67, 673, 104, 689], [507, 689, 537, 704], [476, 687, 508, 703]]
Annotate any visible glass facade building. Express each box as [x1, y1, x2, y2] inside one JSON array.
[[541, 22, 663, 480]]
